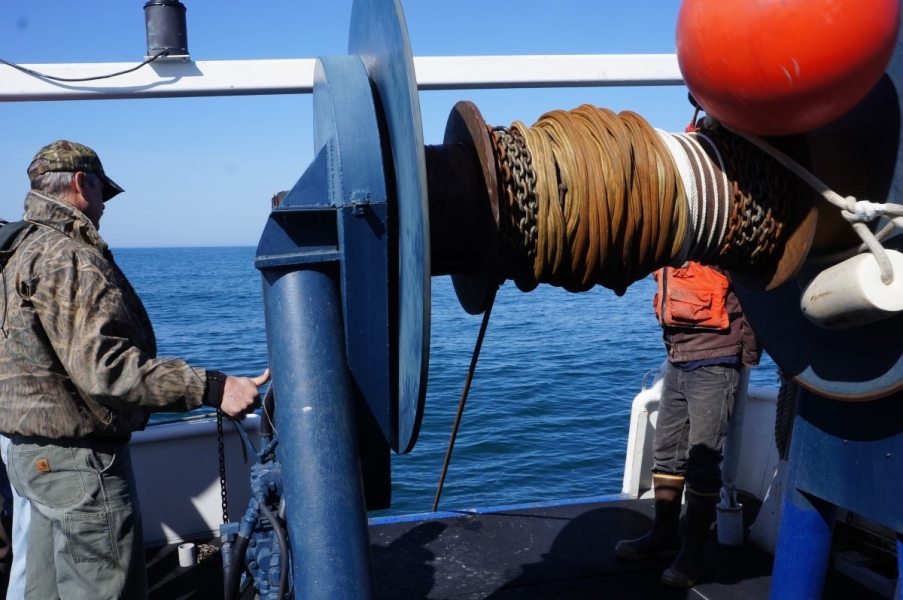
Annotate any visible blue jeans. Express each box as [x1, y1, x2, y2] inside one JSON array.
[[652, 360, 740, 494], [0, 435, 27, 600], [7, 435, 146, 600]]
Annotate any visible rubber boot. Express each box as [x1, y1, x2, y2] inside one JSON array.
[[661, 488, 718, 588], [0, 562, 9, 599], [615, 474, 685, 560]]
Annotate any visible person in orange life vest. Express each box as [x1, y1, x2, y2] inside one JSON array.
[[615, 261, 762, 588]]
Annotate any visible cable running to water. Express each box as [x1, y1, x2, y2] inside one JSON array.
[[433, 287, 497, 513]]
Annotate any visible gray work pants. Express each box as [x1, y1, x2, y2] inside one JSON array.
[[1, 434, 29, 600], [651, 360, 741, 494], [7, 435, 146, 600]]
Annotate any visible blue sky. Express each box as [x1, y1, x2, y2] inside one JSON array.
[[0, 1, 690, 248]]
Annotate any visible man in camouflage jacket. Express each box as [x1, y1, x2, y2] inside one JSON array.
[[0, 140, 268, 599]]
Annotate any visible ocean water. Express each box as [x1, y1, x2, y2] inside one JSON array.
[[114, 246, 779, 517]]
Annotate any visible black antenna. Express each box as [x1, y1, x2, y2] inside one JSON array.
[[144, 1, 190, 61]]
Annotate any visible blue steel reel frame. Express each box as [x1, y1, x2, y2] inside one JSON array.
[[350, 0, 430, 454], [768, 389, 903, 599], [255, 52, 389, 597], [256, 49, 392, 450]]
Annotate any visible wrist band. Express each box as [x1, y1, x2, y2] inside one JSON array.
[[204, 370, 226, 408]]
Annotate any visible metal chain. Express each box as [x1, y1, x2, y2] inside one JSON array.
[[490, 125, 519, 282], [507, 126, 538, 268], [216, 409, 229, 524], [703, 124, 791, 268], [489, 125, 538, 289]]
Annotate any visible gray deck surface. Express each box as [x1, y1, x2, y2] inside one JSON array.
[[147, 496, 887, 599]]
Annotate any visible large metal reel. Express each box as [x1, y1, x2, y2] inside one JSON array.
[[734, 67, 903, 401], [349, 0, 429, 453]]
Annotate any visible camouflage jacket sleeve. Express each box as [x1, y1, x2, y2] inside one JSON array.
[[25, 239, 207, 414]]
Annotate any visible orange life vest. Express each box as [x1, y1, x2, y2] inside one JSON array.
[[653, 263, 731, 330]]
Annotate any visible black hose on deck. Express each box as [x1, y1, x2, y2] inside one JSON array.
[[223, 532, 250, 600], [259, 501, 289, 600]]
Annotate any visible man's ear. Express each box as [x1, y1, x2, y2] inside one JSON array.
[[72, 171, 89, 197]]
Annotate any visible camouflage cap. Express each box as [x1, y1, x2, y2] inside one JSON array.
[[27, 140, 125, 202]]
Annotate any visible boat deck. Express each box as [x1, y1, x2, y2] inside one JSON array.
[[148, 496, 886, 599]]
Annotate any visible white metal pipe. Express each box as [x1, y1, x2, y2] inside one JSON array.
[[0, 54, 683, 102], [413, 54, 683, 90], [0, 59, 317, 101]]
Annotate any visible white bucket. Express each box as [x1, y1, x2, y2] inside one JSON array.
[[177, 542, 197, 567], [716, 503, 744, 546]]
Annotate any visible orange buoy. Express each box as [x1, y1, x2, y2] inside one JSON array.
[[676, 0, 900, 136]]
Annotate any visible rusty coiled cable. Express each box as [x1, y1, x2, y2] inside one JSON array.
[[488, 105, 793, 293], [491, 105, 687, 295]]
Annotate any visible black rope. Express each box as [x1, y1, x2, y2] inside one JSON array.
[[432, 287, 498, 512], [775, 370, 799, 461], [258, 502, 290, 600], [0, 51, 169, 83]]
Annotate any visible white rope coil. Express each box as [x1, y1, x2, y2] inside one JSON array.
[[656, 129, 697, 265], [691, 131, 731, 254], [657, 127, 737, 264], [682, 134, 710, 258]]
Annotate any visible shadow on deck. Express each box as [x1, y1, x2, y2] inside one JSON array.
[[148, 496, 886, 599]]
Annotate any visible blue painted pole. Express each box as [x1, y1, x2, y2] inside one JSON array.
[[896, 534, 902, 600], [769, 486, 834, 599], [262, 264, 375, 599]]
